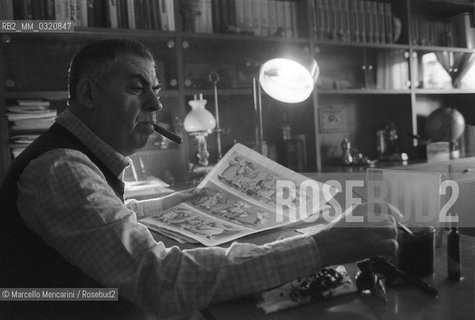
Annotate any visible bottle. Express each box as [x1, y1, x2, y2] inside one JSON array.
[[341, 138, 353, 165], [447, 221, 461, 281], [281, 112, 291, 141]]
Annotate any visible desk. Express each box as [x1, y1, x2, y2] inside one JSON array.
[[203, 235, 475, 320], [147, 172, 474, 319]]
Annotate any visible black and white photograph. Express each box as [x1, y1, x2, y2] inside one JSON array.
[[0, 1, 474, 319]]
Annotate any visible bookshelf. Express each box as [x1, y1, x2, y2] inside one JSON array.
[[1, 0, 475, 181]]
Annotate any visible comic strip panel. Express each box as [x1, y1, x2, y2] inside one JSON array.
[[140, 204, 251, 246], [189, 181, 290, 230]]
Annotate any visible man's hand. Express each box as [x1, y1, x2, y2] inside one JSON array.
[[178, 188, 203, 202], [313, 202, 399, 267]]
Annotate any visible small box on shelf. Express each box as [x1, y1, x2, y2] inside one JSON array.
[[426, 141, 450, 162]]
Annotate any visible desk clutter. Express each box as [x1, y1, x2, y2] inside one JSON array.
[[256, 266, 356, 314], [255, 255, 442, 315]]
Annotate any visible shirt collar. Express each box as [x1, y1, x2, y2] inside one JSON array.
[[56, 109, 129, 177]]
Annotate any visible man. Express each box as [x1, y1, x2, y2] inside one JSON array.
[[0, 38, 397, 319]]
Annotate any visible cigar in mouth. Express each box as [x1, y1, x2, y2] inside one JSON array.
[[153, 124, 182, 144]]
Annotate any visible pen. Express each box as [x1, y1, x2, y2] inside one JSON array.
[[397, 222, 414, 236], [153, 124, 183, 144], [403, 271, 440, 297]]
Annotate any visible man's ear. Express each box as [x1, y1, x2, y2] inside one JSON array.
[[76, 78, 95, 109]]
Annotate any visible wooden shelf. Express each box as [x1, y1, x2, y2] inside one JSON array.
[[318, 89, 412, 95], [414, 89, 475, 95], [4, 90, 180, 100], [412, 45, 475, 53], [312, 40, 410, 50], [179, 31, 310, 44], [183, 88, 252, 96], [71, 27, 176, 38]]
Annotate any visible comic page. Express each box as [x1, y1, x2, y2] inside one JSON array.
[[141, 143, 336, 246]]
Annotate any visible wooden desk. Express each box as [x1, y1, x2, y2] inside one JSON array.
[[203, 235, 475, 320], [147, 172, 473, 319]]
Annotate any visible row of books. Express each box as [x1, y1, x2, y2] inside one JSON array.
[[376, 50, 410, 90], [411, 18, 452, 47], [1, 0, 176, 31], [312, 0, 396, 44], [6, 100, 56, 158], [411, 12, 475, 48], [182, 0, 303, 37]]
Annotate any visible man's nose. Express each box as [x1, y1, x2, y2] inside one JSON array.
[[143, 93, 163, 112]]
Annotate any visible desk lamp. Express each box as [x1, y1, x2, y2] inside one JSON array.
[[254, 49, 319, 154], [184, 94, 216, 171]]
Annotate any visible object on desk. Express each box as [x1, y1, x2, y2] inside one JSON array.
[[341, 138, 353, 165], [277, 136, 307, 171], [397, 226, 435, 277], [364, 257, 439, 297], [256, 266, 356, 314], [356, 260, 388, 304], [376, 130, 387, 158], [447, 220, 462, 281], [464, 124, 475, 156]]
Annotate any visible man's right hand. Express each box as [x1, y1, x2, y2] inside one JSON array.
[[312, 202, 399, 267]]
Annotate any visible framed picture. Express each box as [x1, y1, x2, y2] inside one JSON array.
[[319, 105, 346, 133]]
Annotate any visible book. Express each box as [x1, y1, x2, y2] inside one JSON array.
[[275, 0, 285, 36], [243, 0, 254, 35], [10, 119, 55, 131], [76, 0, 88, 27], [7, 110, 57, 121], [54, 0, 68, 20], [363, 0, 373, 43], [0, 0, 14, 19], [384, 3, 393, 44], [211, 0, 220, 32], [93, 0, 106, 27], [448, 12, 473, 48], [283, 0, 292, 38], [322, 0, 331, 40], [127, 0, 136, 29], [86, 0, 94, 27], [140, 143, 336, 246], [167, 0, 175, 30], [158, 0, 169, 31], [341, 0, 351, 41], [260, 0, 270, 36], [267, 0, 277, 36], [16, 100, 51, 107], [106, 0, 118, 28], [350, 0, 359, 42], [377, 2, 385, 43], [251, 0, 262, 36]]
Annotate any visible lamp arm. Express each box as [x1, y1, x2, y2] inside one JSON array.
[[253, 77, 264, 155], [209, 71, 223, 159]]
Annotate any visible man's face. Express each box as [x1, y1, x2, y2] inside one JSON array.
[[92, 54, 162, 156]]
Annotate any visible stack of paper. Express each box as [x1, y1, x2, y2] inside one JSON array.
[[6, 100, 56, 158]]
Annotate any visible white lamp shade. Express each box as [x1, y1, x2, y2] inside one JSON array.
[[259, 55, 319, 103], [184, 99, 216, 132]]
